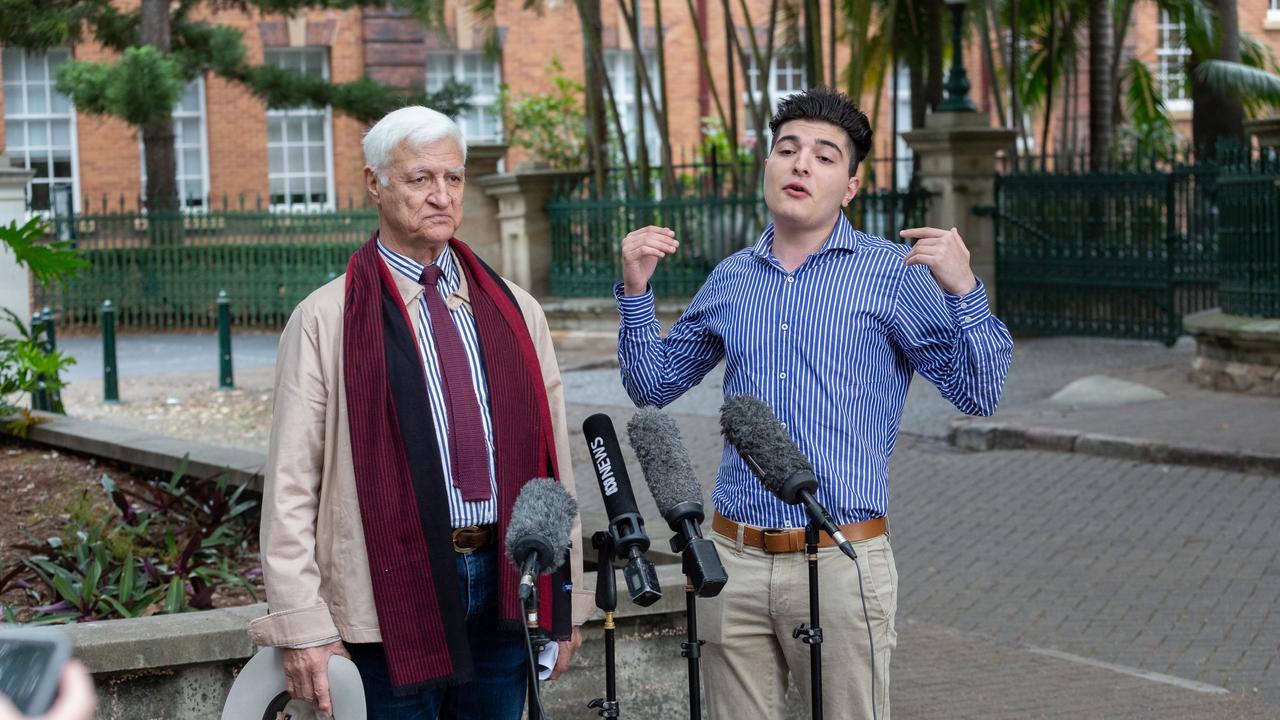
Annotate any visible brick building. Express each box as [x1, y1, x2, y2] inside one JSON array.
[[2, 0, 1278, 213]]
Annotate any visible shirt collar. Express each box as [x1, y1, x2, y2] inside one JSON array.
[[750, 211, 859, 262], [375, 236, 471, 308]]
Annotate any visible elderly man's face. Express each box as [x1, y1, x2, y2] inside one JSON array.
[[365, 137, 465, 253]]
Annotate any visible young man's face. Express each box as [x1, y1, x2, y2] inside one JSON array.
[[763, 119, 860, 231]]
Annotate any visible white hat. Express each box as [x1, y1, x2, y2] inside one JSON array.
[[221, 647, 366, 720]]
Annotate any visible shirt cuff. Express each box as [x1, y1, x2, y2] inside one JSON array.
[[614, 282, 657, 329], [944, 278, 993, 331]]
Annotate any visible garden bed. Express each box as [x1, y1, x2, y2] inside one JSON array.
[[0, 435, 263, 624]]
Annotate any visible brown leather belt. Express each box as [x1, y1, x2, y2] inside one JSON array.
[[451, 524, 497, 553], [711, 511, 886, 553]]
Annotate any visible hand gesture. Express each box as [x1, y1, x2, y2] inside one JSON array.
[[549, 627, 582, 680], [621, 226, 679, 296], [281, 640, 352, 715], [900, 226, 978, 296]]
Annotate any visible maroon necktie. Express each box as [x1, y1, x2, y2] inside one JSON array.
[[420, 265, 491, 502]]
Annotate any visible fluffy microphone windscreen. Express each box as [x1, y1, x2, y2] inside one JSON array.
[[504, 478, 578, 573], [719, 394, 814, 495], [627, 407, 703, 516]]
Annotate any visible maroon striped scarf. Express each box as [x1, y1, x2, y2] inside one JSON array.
[[343, 234, 562, 692]]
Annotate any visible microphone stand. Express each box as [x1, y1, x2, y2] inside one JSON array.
[[673, 539, 705, 720], [791, 522, 824, 720], [522, 578, 549, 720], [587, 531, 620, 719]]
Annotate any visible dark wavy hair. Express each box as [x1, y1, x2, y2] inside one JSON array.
[[768, 87, 874, 175]]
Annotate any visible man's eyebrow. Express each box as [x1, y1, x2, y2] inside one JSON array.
[[405, 165, 468, 175], [774, 134, 845, 156]]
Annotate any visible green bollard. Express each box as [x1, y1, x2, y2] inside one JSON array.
[[42, 307, 64, 414], [30, 309, 50, 411], [102, 300, 119, 404], [217, 290, 234, 390]]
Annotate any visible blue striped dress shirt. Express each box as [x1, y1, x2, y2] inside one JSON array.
[[616, 213, 1014, 528], [378, 240, 498, 527]]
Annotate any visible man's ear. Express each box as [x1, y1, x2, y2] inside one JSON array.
[[842, 175, 861, 207], [364, 166, 381, 204]]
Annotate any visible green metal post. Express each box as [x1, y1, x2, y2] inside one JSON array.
[[30, 308, 50, 411], [218, 290, 234, 390], [102, 300, 119, 404], [938, 0, 978, 113]]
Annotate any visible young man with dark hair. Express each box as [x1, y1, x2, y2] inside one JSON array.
[[614, 87, 1014, 718]]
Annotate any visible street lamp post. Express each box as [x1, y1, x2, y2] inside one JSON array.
[[938, 0, 977, 113]]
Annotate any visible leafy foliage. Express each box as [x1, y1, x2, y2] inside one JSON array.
[[0, 457, 261, 623], [0, 218, 83, 420], [496, 60, 587, 169], [1116, 58, 1182, 161]]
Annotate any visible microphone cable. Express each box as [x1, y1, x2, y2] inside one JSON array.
[[521, 617, 551, 720]]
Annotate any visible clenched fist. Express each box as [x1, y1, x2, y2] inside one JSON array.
[[621, 226, 680, 296], [899, 226, 978, 296]]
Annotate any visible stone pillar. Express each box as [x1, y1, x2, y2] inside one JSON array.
[[477, 169, 586, 298], [0, 156, 34, 336], [1244, 116, 1280, 150], [901, 113, 1016, 304], [458, 143, 508, 261]]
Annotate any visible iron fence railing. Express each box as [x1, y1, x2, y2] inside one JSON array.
[[1217, 150, 1280, 318]]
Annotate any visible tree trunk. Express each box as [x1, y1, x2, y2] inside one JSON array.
[[1088, 0, 1113, 170], [578, 0, 609, 192], [924, 0, 944, 111], [803, 0, 823, 87], [140, 0, 177, 215], [1192, 0, 1244, 160]]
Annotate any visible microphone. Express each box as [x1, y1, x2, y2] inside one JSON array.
[[583, 413, 662, 607], [627, 407, 727, 598], [719, 395, 858, 562], [505, 478, 578, 604]]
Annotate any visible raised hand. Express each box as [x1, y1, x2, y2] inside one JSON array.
[[899, 226, 978, 296], [621, 226, 680, 296]]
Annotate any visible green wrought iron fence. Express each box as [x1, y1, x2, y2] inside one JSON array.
[[1217, 151, 1280, 318], [989, 161, 1219, 345], [547, 175, 930, 298], [34, 196, 377, 329]]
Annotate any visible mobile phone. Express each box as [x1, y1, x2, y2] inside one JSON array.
[[0, 627, 72, 716]]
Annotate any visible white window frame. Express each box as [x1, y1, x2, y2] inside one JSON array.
[[2, 47, 80, 215], [743, 52, 806, 142], [1268, 0, 1280, 23], [426, 51, 503, 143], [1156, 10, 1192, 112], [264, 47, 336, 212], [891, 61, 913, 191], [139, 77, 211, 212], [604, 49, 662, 163]]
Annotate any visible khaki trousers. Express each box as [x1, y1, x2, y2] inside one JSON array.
[[702, 529, 898, 720]]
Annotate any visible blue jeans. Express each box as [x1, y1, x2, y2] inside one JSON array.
[[347, 548, 529, 720]]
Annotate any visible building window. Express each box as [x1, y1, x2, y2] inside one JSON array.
[[140, 78, 210, 209], [604, 49, 663, 164], [427, 52, 502, 143], [264, 48, 334, 210], [1269, 0, 1280, 21], [1156, 10, 1192, 112], [743, 52, 805, 141], [2, 48, 78, 212]]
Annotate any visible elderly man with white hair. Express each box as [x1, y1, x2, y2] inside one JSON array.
[[250, 106, 589, 719]]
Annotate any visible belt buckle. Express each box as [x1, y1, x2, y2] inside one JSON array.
[[452, 525, 480, 554]]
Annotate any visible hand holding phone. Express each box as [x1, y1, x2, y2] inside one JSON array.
[[0, 629, 94, 720]]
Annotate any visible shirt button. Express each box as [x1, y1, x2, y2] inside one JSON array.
[[781, 323, 789, 331], [779, 372, 787, 380], [961, 315, 972, 323], [786, 275, 795, 283], [959, 301, 969, 309]]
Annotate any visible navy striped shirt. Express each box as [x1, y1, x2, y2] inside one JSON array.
[[378, 240, 498, 527], [616, 213, 1014, 528]]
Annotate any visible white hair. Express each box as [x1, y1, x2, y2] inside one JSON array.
[[362, 106, 468, 185]]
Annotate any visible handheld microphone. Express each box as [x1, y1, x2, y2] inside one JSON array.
[[583, 413, 662, 607], [505, 478, 578, 604], [627, 407, 728, 598], [719, 395, 858, 562]]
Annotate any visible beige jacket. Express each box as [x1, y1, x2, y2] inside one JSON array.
[[248, 253, 592, 648]]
